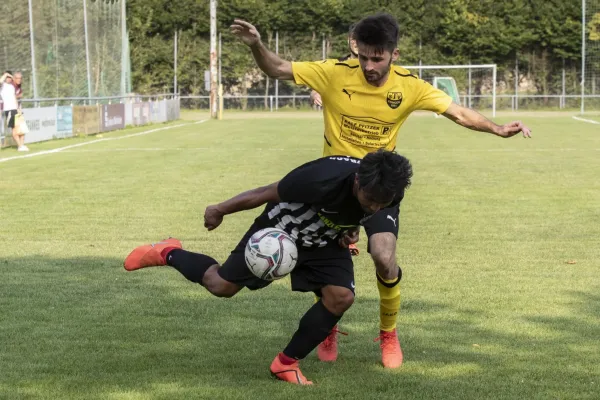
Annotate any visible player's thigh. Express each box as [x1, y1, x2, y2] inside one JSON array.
[[363, 203, 400, 246], [291, 246, 355, 297], [364, 204, 399, 270], [368, 233, 397, 262]]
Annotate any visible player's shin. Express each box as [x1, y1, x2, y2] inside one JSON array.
[[165, 249, 218, 284], [377, 267, 402, 331], [282, 300, 342, 360]]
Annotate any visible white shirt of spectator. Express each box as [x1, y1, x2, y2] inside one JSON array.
[[0, 83, 18, 111]]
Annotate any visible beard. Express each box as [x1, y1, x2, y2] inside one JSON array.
[[364, 70, 381, 82], [362, 59, 393, 84]]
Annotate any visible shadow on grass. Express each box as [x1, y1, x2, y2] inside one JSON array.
[[1, 255, 598, 399]]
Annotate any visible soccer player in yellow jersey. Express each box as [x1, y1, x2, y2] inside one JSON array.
[[231, 13, 532, 369]]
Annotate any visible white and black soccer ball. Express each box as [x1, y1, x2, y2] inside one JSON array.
[[244, 228, 298, 281]]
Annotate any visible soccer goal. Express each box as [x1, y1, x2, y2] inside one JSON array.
[[433, 77, 461, 105], [401, 64, 497, 117]]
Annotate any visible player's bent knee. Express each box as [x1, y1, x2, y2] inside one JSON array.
[[205, 282, 239, 298], [321, 286, 355, 315], [202, 267, 240, 298], [373, 257, 397, 279]]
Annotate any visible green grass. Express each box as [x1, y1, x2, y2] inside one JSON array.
[[1, 114, 599, 399]]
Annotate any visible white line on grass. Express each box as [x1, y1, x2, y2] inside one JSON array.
[[572, 116, 600, 125], [0, 120, 207, 164]]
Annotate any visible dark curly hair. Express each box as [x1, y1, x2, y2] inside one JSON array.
[[353, 13, 400, 54], [358, 149, 412, 204]]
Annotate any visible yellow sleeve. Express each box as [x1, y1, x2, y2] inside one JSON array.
[[412, 80, 453, 114], [292, 60, 335, 94]]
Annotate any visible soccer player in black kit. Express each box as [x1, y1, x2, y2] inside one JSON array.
[[124, 149, 412, 385]]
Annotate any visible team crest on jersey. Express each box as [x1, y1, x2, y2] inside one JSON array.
[[386, 92, 403, 109]]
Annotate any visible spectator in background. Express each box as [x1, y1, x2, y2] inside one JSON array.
[[13, 71, 23, 108], [0, 71, 28, 151]]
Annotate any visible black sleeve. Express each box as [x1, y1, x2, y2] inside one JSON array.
[[277, 157, 357, 205]]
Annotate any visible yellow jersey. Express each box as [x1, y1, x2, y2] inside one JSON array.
[[292, 58, 452, 158]]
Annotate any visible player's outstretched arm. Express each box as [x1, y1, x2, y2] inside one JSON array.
[[230, 19, 293, 80], [442, 103, 532, 138], [310, 90, 322, 106], [204, 182, 281, 230]]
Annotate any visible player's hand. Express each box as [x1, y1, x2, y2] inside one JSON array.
[[310, 91, 322, 107], [230, 19, 261, 47], [339, 228, 360, 249], [497, 121, 532, 138], [204, 205, 225, 231]]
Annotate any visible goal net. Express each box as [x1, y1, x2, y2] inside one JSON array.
[[433, 77, 461, 105], [0, 0, 131, 101]]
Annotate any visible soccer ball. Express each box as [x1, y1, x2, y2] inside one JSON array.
[[244, 228, 298, 281]]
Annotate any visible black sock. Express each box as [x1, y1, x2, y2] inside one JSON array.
[[283, 300, 342, 360], [166, 249, 218, 284]]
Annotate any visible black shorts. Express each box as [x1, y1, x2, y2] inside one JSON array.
[[363, 203, 400, 252], [218, 222, 355, 293], [3, 110, 17, 128]]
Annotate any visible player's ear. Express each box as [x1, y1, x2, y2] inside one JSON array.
[[391, 48, 399, 63], [349, 39, 358, 56]]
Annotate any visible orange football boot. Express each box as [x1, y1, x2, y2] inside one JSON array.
[[124, 238, 182, 271], [270, 354, 313, 385], [375, 329, 403, 368], [317, 325, 348, 362]]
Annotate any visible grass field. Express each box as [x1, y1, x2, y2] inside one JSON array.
[[1, 112, 599, 399]]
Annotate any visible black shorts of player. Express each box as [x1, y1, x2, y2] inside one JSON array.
[[3, 110, 17, 128], [218, 222, 355, 294], [362, 203, 401, 253]]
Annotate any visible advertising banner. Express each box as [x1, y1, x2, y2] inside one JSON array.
[[150, 101, 163, 123], [56, 106, 73, 138], [23, 107, 58, 144], [125, 102, 133, 126], [132, 102, 150, 126], [166, 99, 180, 121], [132, 103, 141, 126], [141, 102, 150, 124], [73, 106, 101, 135], [159, 100, 168, 122], [101, 104, 125, 132]]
